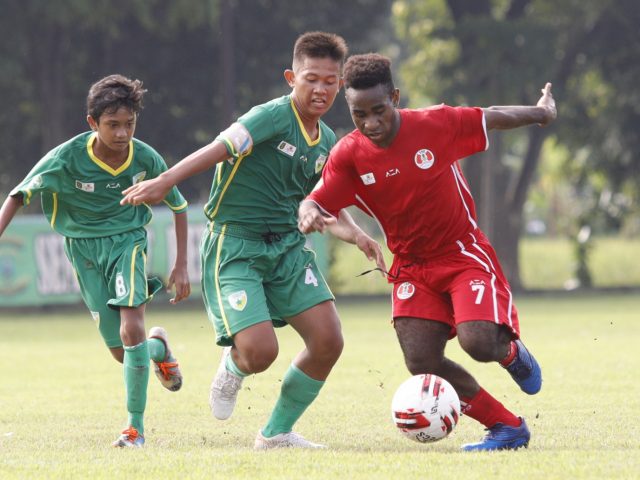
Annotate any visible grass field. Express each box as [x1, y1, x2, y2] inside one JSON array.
[[1, 294, 639, 479]]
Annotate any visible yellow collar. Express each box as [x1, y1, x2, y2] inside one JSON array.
[[290, 97, 321, 146], [87, 133, 133, 176]]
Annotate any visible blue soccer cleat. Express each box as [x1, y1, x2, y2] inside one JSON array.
[[462, 418, 530, 452], [503, 339, 542, 394]]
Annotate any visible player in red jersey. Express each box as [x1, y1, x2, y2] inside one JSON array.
[[298, 53, 556, 451]]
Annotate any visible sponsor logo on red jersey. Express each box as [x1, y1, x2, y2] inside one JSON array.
[[360, 172, 376, 185]]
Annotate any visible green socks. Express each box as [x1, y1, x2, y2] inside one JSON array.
[[147, 337, 166, 363], [261, 364, 324, 438], [123, 341, 150, 434], [225, 350, 249, 377]]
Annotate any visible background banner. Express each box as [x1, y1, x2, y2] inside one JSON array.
[[0, 207, 328, 307]]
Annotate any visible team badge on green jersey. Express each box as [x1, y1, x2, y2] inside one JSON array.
[[277, 141, 297, 157], [315, 155, 327, 174], [29, 175, 43, 189], [228, 290, 248, 311], [132, 171, 147, 184]]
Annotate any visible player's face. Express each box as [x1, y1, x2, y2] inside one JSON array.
[[286, 56, 343, 120], [346, 85, 400, 148], [87, 107, 137, 154]]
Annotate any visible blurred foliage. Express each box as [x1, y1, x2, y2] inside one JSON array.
[[0, 0, 393, 200], [2, 0, 639, 290], [392, 0, 640, 288], [393, 0, 640, 228]]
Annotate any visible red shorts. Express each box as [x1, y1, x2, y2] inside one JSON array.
[[391, 233, 520, 338]]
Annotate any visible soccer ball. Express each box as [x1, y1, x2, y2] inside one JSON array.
[[391, 374, 461, 443]]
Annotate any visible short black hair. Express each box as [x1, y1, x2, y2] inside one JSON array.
[[86, 74, 146, 121], [293, 31, 348, 68], [343, 53, 395, 94]]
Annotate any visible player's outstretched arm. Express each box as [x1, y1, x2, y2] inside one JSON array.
[[0, 196, 23, 238], [328, 209, 387, 274], [483, 82, 557, 131], [167, 211, 191, 304], [299, 201, 387, 274], [298, 200, 337, 234], [121, 141, 230, 206]]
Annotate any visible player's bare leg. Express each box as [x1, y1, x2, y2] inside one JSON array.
[[394, 317, 479, 397], [456, 321, 511, 361], [255, 301, 342, 450], [109, 346, 125, 363], [457, 321, 542, 395], [394, 317, 528, 451], [229, 321, 279, 374], [120, 305, 146, 345], [210, 321, 278, 420], [287, 300, 343, 380]]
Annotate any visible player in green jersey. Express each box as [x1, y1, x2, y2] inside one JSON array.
[[0, 74, 191, 448], [122, 32, 384, 449]]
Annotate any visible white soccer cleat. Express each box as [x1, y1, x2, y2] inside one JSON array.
[[209, 346, 243, 420], [148, 326, 183, 392], [254, 431, 326, 450], [112, 426, 145, 448]]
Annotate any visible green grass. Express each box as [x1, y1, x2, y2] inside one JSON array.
[[330, 236, 640, 294], [1, 294, 640, 479]]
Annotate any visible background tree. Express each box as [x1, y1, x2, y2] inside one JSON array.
[[393, 0, 640, 290], [2, 0, 638, 290], [0, 0, 219, 200], [0, 0, 394, 202]]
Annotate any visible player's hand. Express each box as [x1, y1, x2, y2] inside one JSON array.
[[537, 82, 557, 126], [298, 202, 336, 234], [167, 265, 191, 304], [121, 177, 171, 206], [354, 231, 387, 276]]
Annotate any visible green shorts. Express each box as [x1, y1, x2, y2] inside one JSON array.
[[200, 223, 334, 346], [64, 228, 163, 348]]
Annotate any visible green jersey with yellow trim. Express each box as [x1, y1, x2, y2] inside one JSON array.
[[207, 95, 336, 232], [10, 131, 187, 238]]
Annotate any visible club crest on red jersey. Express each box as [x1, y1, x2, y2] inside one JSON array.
[[397, 282, 415, 300], [414, 149, 435, 170]]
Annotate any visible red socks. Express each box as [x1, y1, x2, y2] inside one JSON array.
[[460, 387, 521, 428], [500, 341, 517, 366]]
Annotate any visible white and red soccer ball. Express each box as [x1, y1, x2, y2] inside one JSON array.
[[391, 374, 461, 443]]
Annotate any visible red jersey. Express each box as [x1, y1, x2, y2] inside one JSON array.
[[308, 105, 488, 262]]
